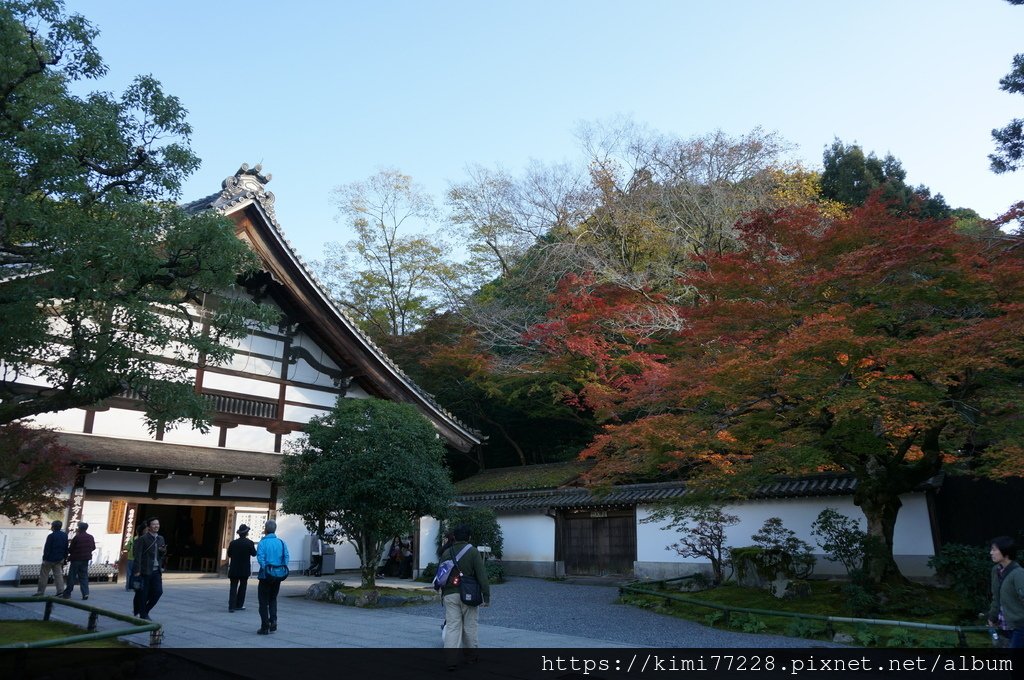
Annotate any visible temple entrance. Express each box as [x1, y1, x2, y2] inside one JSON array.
[[136, 504, 226, 573]]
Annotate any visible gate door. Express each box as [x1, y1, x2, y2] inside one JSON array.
[[563, 508, 636, 576]]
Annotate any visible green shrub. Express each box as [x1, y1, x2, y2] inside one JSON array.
[[733, 613, 767, 634], [421, 562, 438, 579], [437, 507, 504, 559], [703, 611, 725, 627], [853, 625, 879, 647], [885, 628, 919, 648], [752, 517, 816, 578], [842, 582, 879, 617], [486, 561, 506, 584], [786, 618, 822, 639], [811, 508, 868, 577], [927, 543, 991, 612]]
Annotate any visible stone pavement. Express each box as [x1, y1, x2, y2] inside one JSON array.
[[0, 573, 632, 649]]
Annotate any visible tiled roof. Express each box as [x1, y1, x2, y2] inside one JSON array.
[[59, 432, 281, 480], [456, 473, 942, 511], [454, 460, 592, 493]]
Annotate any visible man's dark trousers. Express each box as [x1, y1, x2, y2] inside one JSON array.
[[230, 575, 249, 610], [138, 571, 163, 618], [258, 578, 280, 630]]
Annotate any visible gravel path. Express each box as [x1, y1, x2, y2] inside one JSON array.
[[400, 577, 837, 648]]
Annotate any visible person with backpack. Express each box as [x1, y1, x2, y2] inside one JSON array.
[[438, 524, 490, 670], [256, 519, 289, 635]]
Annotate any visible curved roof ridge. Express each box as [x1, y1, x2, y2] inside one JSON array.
[[187, 163, 481, 445]]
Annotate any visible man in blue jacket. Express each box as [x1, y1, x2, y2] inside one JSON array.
[[256, 519, 289, 635], [36, 520, 68, 596]]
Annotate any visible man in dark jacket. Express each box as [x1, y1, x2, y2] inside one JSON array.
[[132, 517, 167, 620], [227, 524, 257, 612], [35, 520, 68, 596], [440, 524, 490, 669], [63, 521, 97, 600]]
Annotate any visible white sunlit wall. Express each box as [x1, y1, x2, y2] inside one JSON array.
[[634, 493, 937, 580]]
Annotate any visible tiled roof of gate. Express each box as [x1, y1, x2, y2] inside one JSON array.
[[453, 461, 592, 493], [455, 471, 941, 511]]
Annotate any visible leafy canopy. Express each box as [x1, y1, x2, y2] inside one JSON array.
[[554, 198, 1024, 581], [0, 0, 271, 429], [0, 422, 74, 523], [279, 397, 454, 587]]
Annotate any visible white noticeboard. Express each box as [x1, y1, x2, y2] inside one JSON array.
[[2, 528, 51, 566]]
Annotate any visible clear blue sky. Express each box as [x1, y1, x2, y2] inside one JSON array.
[[64, 1, 1022, 259]]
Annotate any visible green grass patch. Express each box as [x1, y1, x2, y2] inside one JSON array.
[[620, 581, 991, 648], [0, 620, 131, 648]]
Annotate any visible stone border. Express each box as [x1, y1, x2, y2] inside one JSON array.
[[304, 580, 439, 607]]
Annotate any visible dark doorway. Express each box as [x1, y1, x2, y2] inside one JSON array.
[[562, 508, 636, 576], [935, 477, 1024, 547], [137, 504, 225, 572]]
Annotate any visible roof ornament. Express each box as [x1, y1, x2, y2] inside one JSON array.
[[219, 162, 277, 220]]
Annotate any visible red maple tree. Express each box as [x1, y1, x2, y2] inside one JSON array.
[[537, 199, 1024, 583]]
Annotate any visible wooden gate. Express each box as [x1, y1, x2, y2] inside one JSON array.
[[562, 508, 636, 576]]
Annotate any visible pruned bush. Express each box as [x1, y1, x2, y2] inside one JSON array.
[[732, 517, 816, 584], [644, 504, 739, 584], [811, 508, 868, 577]]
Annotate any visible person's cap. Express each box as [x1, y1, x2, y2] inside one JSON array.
[[237, 525, 250, 535]]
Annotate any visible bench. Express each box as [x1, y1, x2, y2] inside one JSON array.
[[15, 563, 119, 586]]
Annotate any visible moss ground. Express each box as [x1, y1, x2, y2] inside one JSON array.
[[620, 581, 991, 648], [0, 619, 130, 647]]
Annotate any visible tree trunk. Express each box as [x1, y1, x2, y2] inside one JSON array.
[[854, 487, 907, 585], [360, 533, 376, 588]]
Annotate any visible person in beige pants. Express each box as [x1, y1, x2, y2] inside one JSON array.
[[35, 520, 68, 596], [438, 525, 490, 670]]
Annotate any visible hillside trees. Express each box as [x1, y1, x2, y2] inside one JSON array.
[[561, 200, 1024, 583], [0, 0, 269, 428], [320, 169, 447, 340], [821, 140, 951, 218]]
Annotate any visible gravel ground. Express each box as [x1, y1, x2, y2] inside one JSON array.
[[400, 577, 838, 648]]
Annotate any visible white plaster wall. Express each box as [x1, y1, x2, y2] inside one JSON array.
[[156, 476, 215, 496], [420, 516, 441, 569], [161, 426, 220, 448], [345, 385, 370, 399], [283, 404, 330, 424], [90, 409, 151, 438], [220, 480, 271, 498], [78, 500, 121, 565], [287, 359, 332, 386], [500, 513, 555, 562], [272, 511, 310, 573], [84, 471, 149, 493], [28, 408, 87, 432], [636, 493, 935, 569], [225, 351, 281, 377], [225, 425, 277, 453], [285, 385, 338, 409], [202, 372, 280, 400], [280, 431, 306, 453]]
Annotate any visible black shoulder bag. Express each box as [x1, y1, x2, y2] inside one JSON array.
[[454, 545, 483, 607]]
